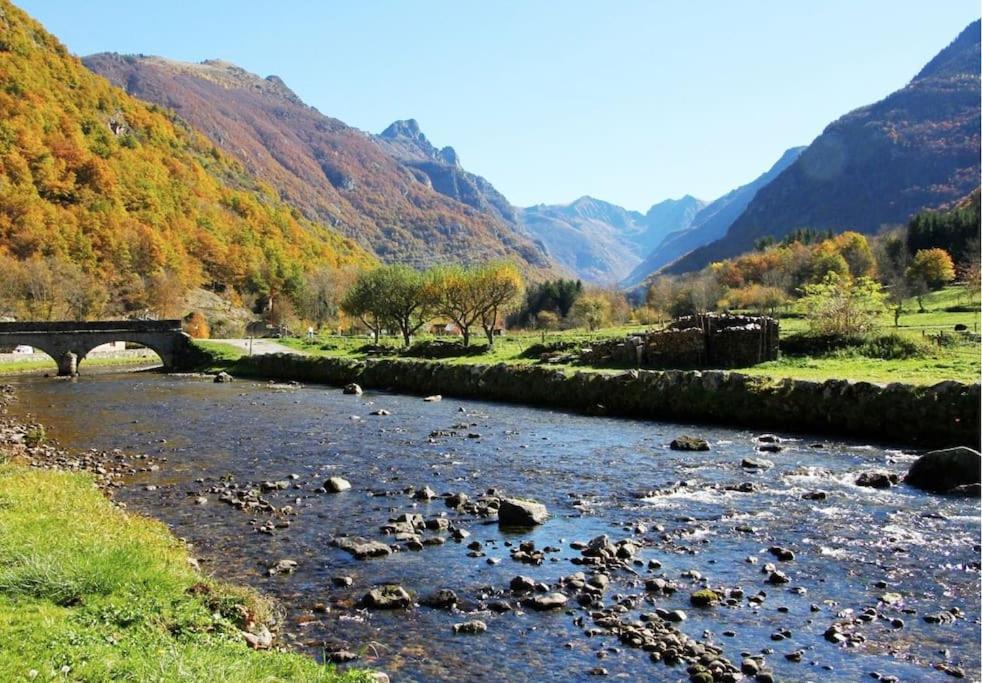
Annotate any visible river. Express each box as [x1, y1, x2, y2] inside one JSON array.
[[7, 372, 980, 682]]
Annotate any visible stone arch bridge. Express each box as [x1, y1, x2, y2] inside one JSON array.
[[0, 320, 195, 375]]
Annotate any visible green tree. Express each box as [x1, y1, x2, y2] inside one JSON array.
[[570, 294, 612, 331], [534, 309, 560, 341], [431, 265, 485, 347], [474, 261, 524, 346], [799, 272, 886, 336], [378, 265, 438, 346], [340, 268, 390, 342]]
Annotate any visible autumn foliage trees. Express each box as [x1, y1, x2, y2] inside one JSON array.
[[0, 0, 372, 322], [341, 262, 524, 346]]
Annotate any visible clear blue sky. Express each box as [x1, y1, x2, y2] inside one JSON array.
[[18, 0, 980, 211]]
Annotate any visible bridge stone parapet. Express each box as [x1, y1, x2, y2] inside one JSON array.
[[0, 320, 193, 375]]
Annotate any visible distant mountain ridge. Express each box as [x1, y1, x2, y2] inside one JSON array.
[[83, 53, 554, 274], [666, 20, 982, 274], [622, 146, 805, 286], [518, 195, 705, 283]]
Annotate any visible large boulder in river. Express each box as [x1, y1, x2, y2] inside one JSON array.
[[343, 383, 363, 395], [905, 447, 981, 494], [498, 498, 548, 527]]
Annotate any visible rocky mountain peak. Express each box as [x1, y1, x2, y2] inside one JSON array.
[[438, 146, 460, 167], [380, 118, 424, 141]]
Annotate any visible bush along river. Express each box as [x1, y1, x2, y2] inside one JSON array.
[[6, 372, 980, 682]]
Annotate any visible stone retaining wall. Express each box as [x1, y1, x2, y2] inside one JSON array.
[[229, 354, 980, 448]]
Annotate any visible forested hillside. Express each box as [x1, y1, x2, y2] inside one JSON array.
[[0, 0, 374, 320]]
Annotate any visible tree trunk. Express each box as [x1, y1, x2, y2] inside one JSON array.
[[461, 327, 470, 347], [484, 325, 494, 346]]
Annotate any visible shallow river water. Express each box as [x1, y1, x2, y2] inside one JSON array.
[[8, 373, 981, 682]]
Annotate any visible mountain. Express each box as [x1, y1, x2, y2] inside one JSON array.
[[83, 55, 553, 273], [622, 146, 805, 286], [374, 119, 521, 228], [667, 20, 981, 274], [519, 195, 705, 283], [0, 1, 372, 309]]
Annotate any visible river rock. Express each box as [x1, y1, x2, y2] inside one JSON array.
[[423, 394, 442, 402], [420, 589, 458, 609], [670, 435, 709, 451], [343, 383, 363, 395], [768, 546, 795, 561], [905, 447, 981, 493], [267, 559, 298, 576], [361, 584, 412, 609], [453, 620, 487, 634], [242, 626, 272, 649], [529, 592, 568, 610], [325, 650, 359, 663], [413, 485, 437, 501], [498, 497, 548, 527], [690, 589, 720, 607], [331, 536, 392, 559], [510, 575, 536, 592], [445, 492, 469, 508], [325, 476, 351, 493], [213, 371, 233, 383], [855, 471, 899, 489], [741, 458, 773, 470]]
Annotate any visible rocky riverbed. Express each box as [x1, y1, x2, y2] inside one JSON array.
[[3, 374, 980, 682]]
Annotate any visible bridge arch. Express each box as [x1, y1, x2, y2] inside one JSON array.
[[0, 320, 191, 376], [74, 339, 170, 372]]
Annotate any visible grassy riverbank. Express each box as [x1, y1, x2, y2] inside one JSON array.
[[0, 353, 160, 376], [202, 286, 979, 385], [0, 459, 367, 682]]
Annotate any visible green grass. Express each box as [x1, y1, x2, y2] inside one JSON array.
[[0, 353, 162, 376], [191, 340, 248, 372], [0, 461, 367, 683], [208, 285, 980, 386]]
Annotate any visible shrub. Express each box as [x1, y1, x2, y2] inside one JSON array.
[[399, 340, 489, 359], [859, 334, 928, 360], [779, 332, 864, 357], [24, 425, 45, 448], [183, 311, 210, 339], [799, 272, 886, 336]]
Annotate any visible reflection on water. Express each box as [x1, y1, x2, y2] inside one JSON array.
[[8, 373, 981, 682]]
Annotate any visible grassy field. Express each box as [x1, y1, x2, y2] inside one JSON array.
[[0, 459, 367, 682], [229, 285, 978, 385]]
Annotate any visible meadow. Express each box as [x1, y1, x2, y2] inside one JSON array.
[[256, 285, 980, 385]]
